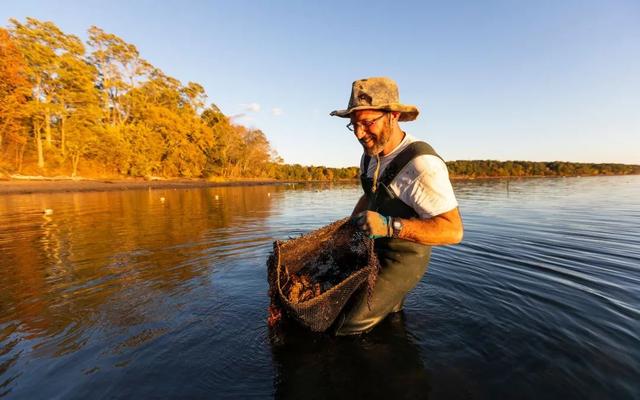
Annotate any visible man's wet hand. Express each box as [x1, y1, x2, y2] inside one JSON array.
[[354, 211, 391, 239]]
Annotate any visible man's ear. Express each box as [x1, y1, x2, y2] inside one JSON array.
[[390, 111, 401, 121]]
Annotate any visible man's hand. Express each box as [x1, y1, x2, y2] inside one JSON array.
[[353, 211, 390, 239]]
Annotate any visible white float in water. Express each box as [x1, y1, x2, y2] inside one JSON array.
[[43, 209, 53, 215]]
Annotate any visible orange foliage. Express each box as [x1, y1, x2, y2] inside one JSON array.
[[0, 28, 30, 148]]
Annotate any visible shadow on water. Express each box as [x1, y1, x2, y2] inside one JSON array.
[[270, 313, 433, 400]]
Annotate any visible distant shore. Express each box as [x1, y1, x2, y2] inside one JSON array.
[[1, 174, 636, 195], [0, 177, 308, 195], [0, 176, 370, 195]]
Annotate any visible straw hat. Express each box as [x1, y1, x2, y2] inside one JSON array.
[[330, 77, 419, 122]]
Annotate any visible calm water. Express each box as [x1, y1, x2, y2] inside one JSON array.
[[0, 176, 639, 399]]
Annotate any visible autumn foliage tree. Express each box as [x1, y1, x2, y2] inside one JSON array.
[[0, 28, 30, 170], [1, 17, 288, 179]]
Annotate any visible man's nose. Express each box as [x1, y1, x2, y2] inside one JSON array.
[[354, 126, 366, 139]]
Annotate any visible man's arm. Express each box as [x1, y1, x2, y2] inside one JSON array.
[[351, 194, 368, 216], [356, 207, 463, 245], [395, 207, 463, 245]]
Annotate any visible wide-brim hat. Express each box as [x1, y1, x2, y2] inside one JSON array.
[[330, 77, 419, 122]]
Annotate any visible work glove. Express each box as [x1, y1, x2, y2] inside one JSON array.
[[353, 211, 391, 239]]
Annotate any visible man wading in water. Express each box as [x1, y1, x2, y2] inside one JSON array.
[[330, 77, 464, 335]]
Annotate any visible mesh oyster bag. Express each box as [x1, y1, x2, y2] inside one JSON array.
[[267, 217, 380, 332]]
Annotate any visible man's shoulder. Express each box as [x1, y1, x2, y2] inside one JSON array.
[[389, 135, 443, 170], [407, 154, 448, 176], [387, 151, 449, 189]]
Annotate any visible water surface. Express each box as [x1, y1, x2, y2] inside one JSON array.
[[0, 176, 639, 399]]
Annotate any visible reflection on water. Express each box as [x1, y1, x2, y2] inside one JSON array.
[[1, 186, 275, 334], [0, 177, 639, 399], [0, 185, 283, 398]]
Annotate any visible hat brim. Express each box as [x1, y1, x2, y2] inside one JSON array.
[[330, 104, 419, 122]]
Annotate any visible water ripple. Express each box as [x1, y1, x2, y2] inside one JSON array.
[[0, 178, 638, 398]]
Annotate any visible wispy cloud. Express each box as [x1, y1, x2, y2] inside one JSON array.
[[271, 107, 284, 116], [229, 113, 256, 125], [241, 102, 261, 113], [229, 113, 255, 124]]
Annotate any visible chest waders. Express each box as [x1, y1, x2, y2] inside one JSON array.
[[335, 141, 443, 335]]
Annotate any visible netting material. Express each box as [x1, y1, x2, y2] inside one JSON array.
[[267, 217, 381, 332]]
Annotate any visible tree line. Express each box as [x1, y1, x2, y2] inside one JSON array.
[[447, 160, 640, 178], [0, 18, 638, 181]]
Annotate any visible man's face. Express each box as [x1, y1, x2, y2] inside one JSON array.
[[350, 110, 390, 156]]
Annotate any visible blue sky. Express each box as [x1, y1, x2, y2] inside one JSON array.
[[2, 0, 639, 166]]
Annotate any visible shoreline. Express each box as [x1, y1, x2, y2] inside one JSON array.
[[0, 178, 354, 195], [0, 174, 636, 195]]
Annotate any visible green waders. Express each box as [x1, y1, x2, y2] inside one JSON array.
[[335, 141, 442, 336]]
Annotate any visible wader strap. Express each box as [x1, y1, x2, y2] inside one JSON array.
[[379, 142, 443, 187], [362, 154, 372, 177], [360, 141, 443, 195]]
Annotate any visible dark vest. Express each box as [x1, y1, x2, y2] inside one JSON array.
[[360, 141, 444, 268]]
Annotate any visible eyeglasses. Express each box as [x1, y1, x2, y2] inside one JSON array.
[[346, 113, 386, 132]]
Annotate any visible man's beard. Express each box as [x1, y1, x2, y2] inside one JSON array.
[[360, 120, 391, 156]]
